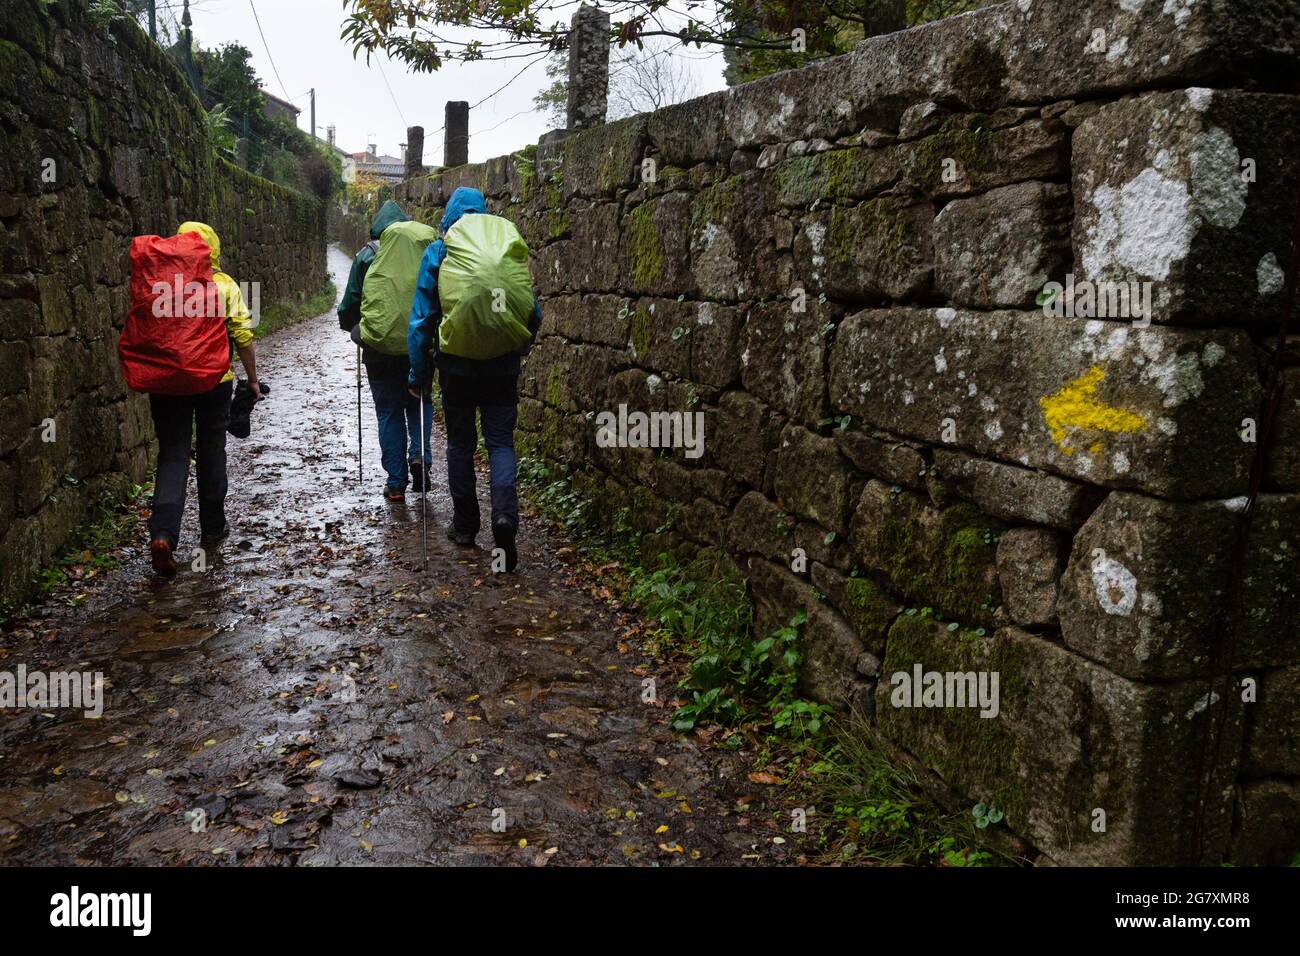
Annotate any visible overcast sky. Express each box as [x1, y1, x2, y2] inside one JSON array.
[[177, 0, 728, 164]]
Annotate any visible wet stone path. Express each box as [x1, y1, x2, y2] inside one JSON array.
[[0, 246, 773, 866]]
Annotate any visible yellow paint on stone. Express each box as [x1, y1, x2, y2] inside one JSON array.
[[1040, 365, 1146, 456]]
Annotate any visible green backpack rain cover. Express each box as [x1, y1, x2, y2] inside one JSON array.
[[437, 214, 534, 361], [360, 219, 439, 356]]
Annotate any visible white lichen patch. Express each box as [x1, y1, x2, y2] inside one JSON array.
[[1139, 590, 1163, 617], [778, 93, 796, 126], [1185, 691, 1219, 720], [1189, 126, 1247, 229], [1258, 252, 1285, 296], [1091, 549, 1138, 617], [1163, 0, 1197, 29], [1121, 332, 1207, 408], [1082, 170, 1194, 281], [984, 420, 1004, 441], [1186, 87, 1212, 112], [805, 221, 826, 270], [1145, 351, 1205, 408]]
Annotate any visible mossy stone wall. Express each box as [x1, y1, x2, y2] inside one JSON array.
[[0, 1, 326, 606], [398, 0, 1300, 865]]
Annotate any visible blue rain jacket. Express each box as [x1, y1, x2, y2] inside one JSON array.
[[407, 187, 542, 387]]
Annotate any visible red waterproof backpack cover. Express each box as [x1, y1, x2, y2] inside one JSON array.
[[119, 233, 229, 395]]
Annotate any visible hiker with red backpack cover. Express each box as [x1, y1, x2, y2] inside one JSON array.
[[119, 221, 260, 576]]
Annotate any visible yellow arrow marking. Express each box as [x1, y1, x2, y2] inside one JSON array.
[[1039, 365, 1146, 456]]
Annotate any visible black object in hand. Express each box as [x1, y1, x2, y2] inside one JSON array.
[[228, 379, 269, 439]]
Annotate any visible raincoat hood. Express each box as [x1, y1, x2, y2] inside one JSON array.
[[177, 221, 222, 271], [441, 187, 486, 233], [369, 200, 409, 240]]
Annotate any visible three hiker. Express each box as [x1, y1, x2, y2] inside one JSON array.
[[407, 187, 542, 573], [129, 187, 539, 577], [119, 221, 260, 577], [337, 200, 435, 500]]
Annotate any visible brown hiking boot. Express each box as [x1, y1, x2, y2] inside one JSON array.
[[149, 538, 177, 577]]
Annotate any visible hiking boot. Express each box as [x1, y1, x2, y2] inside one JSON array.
[[384, 485, 405, 502], [149, 538, 177, 577], [492, 518, 518, 573], [409, 459, 431, 494], [200, 523, 230, 547], [445, 525, 475, 547]]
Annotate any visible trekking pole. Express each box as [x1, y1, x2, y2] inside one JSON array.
[[418, 386, 428, 569], [356, 344, 362, 485]]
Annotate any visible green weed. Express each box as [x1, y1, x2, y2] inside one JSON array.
[[806, 716, 1005, 866]]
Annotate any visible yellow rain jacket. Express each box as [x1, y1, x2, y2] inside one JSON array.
[[177, 221, 254, 383]]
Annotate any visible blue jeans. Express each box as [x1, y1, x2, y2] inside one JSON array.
[[441, 374, 518, 535], [368, 367, 432, 490]]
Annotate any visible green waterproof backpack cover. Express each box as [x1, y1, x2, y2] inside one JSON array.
[[437, 214, 535, 361], [360, 219, 439, 356]]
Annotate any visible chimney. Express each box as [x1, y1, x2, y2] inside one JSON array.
[[326, 124, 336, 147], [367, 143, 377, 159], [400, 143, 407, 161]]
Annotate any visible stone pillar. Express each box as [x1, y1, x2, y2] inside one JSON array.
[[566, 3, 610, 131], [444, 102, 469, 167], [406, 125, 424, 176]]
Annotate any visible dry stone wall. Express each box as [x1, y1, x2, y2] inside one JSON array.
[[0, 1, 326, 606], [399, 0, 1300, 865]]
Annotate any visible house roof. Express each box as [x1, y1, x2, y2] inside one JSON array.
[[351, 152, 404, 165], [261, 89, 301, 115]]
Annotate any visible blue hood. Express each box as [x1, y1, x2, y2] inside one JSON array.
[[441, 187, 487, 233]]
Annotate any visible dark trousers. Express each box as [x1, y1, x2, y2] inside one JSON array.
[[440, 371, 519, 535], [148, 380, 233, 548], [367, 365, 432, 491]]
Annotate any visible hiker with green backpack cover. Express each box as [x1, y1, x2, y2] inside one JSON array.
[[407, 187, 542, 572], [338, 200, 436, 500]]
